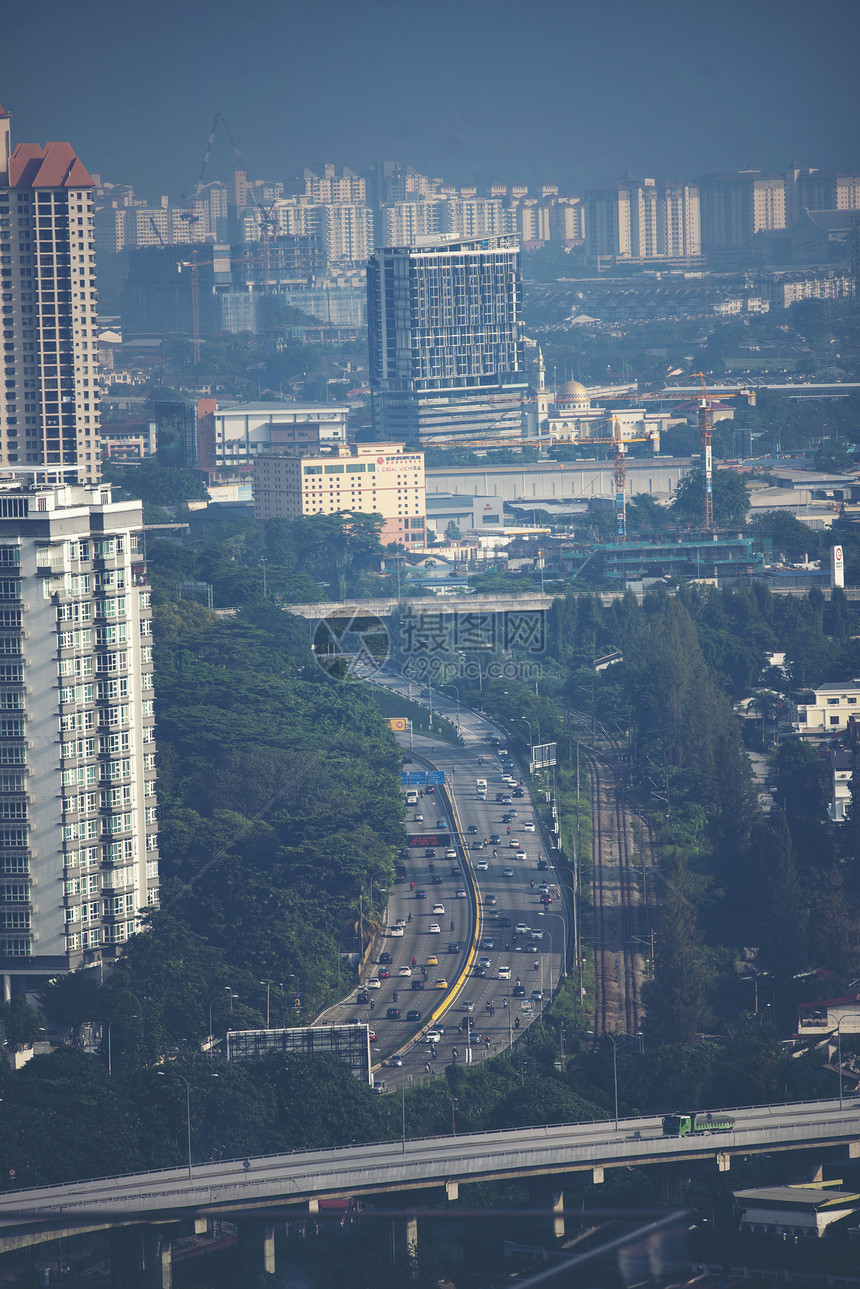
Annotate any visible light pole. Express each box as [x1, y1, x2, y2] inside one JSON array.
[[158, 1071, 193, 1181], [259, 980, 282, 1029], [225, 986, 235, 1012], [833, 1015, 854, 1111], [605, 1033, 621, 1129], [444, 684, 460, 735], [539, 910, 567, 978]]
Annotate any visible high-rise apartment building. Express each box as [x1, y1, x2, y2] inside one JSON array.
[[0, 475, 158, 995], [0, 107, 100, 483], [698, 168, 786, 255], [584, 177, 700, 262], [367, 233, 526, 447]]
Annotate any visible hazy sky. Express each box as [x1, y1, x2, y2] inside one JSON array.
[[3, 0, 859, 200]]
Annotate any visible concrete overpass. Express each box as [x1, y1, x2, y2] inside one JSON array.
[[286, 585, 858, 623], [2, 1098, 858, 1283]]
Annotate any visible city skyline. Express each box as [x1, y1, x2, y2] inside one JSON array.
[[3, 0, 859, 203]]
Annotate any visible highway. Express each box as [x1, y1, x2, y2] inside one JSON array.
[[330, 668, 564, 1089], [2, 1098, 858, 1225]]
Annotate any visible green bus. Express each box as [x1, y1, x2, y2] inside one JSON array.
[[662, 1111, 735, 1137]]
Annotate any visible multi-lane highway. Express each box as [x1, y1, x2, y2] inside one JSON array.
[[331, 668, 564, 1088]]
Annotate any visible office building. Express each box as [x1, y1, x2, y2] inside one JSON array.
[[200, 401, 348, 477], [367, 233, 526, 447], [253, 441, 425, 546], [0, 474, 159, 994], [0, 107, 100, 484]]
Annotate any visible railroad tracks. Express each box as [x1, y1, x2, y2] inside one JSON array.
[[565, 709, 652, 1040]]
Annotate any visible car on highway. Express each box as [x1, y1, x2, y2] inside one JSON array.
[[471, 840, 484, 850], [425, 848, 435, 858], [503, 866, 514, 877], [476, 859, 489, 871], [523, 821, 536, 832], [538, 883, 549, 894], [473, 965, 487, 978], [537, 858, 549, 870], [387, 1007, 401, 1019], [514, 849, 527, 861], [426, 954, 438, 965], [428, 923, 441, 933], [513, 789, 525, 798], [515, 922, 530, 934], [435, 977, 448, 989], [478, 956, 492, 969], [531, 988, 542, 1002], [456, 887, 467, 898], [509, 839, 520, 848], [389, 926, 405, 937], [530, 929, 544, 940], [484, 893, 496, 905], [467, 824, 479, 834], [388, 1055, 403, 1067], [366, 978, 381, 989], [398, 966, 412, 976], [430, 874, 444, 884], [406, 1008, 422, 1022], [541, 894, 553, 904], [379, 952, 392, 964], [414, 813, 424, 822], [411, 979, 425, 991], [395, 918, 407, 927], [468, 1031, 483, 1045], [462, 999, 475, 1011], [436, 819, 446, 828], [416, 889, 428, 899], [432, 903, 445, 914], [378, 968, 391, 979], [512, 983, 526, 997], [356, 990, 369, 1004], [481, 937, 495, 950], [501, 795, 513, 805], [489, 833, 501, 844], [499, 965, 512, 980], [498, 916, 512, 927], [448, 942, 461, 954], [445, 848, 457, 859], [425, 1030, 442, 1044]]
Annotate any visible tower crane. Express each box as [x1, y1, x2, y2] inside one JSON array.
[[191, 113, 280, 296], [696, 371, 715, 531]]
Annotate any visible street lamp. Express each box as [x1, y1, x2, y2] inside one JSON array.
[[259, 980, 282, 1030], [832, 1015, 855, 1111], [604, 1033, 622, 1129], [158, 1071, 193, 1181], [444, 684, 461, 734], [539, 910, 567, 978], [106, 1016, 136, 1076], [224, 986, 236, 1012]]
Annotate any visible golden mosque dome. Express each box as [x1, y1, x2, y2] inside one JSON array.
[[557, 378, 590, 405]]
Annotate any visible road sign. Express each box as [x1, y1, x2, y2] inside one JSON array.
[[531, 742, 557, 770]]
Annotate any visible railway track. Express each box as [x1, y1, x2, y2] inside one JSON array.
[[564, 709, 652, 1040]]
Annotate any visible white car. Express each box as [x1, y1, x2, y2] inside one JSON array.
[[515, 922, 529, 935], [428, 923, 441, 934], [414, 813, 424, 822], [498, 965, 512, 980], [523, 821, 536, 832], [445, 848, 457, 859], [432, 903, 445, 914], [425, 1030, 442, 1043], [456, 888, 467, 898], [476, 860, 489, 871], [514, 850, 527, 861], [389, 926, 405, 937], [398, 965, 412, 976], [395, 918, 407, 927], [366, 978, 382, 989]]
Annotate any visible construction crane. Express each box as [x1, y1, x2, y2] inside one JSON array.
[[192, 113, 280, 295], [177, 253, 203, 365], [695, 372, 715, 531]]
